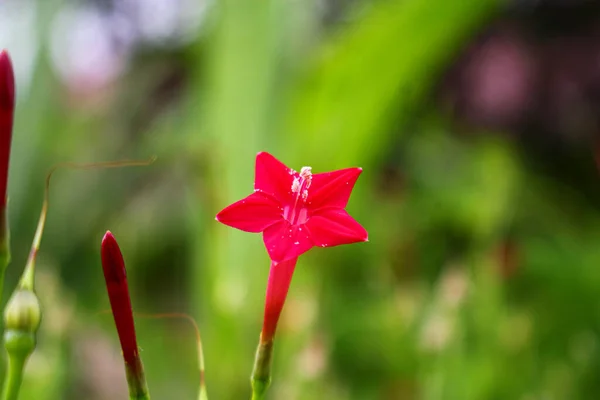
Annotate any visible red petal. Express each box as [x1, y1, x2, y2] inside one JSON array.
[[305, 209, 368, 247], [263, 220, 314, 263], [254, 152, 294, 203], [307, 167, 362, 210], [216, 192, 282, 232]]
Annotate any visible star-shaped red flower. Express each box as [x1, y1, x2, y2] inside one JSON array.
[[216, 152, 368, 263]]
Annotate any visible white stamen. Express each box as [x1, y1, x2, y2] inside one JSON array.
[[286, 165, 313, 225], [291, 166, 312, 197], [291, 177, 301, 193], [300, 166, 312, 178]]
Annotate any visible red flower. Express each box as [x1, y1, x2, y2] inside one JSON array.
[[100, 232, 144, 378], [0, 49, 15, 207], [216, 152, 368, 263]]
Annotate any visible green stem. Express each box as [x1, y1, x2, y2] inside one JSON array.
[[0, 257, 7, 310], [1, 350, 25, 400], [198, 387, 208, 400], [250, 339, 274, 400], [17, 200, 46, 292], [0, 206, 10, 303], [1, 331, 35, 400], [125, 359, 150, 400], [251, 391, 265, 400]]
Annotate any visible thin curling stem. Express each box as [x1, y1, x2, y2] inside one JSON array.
[[135, 313, 207, 400], [250, 338, 274, 400], [18, 157, 156, 291]]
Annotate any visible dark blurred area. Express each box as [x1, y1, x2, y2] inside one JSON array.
[[3, 0, 600, 399], [442, 0, 600, 210]]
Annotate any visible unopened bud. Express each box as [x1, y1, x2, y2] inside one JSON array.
[[0, 49, 14, 277], [4, 290, 41, 334], [0, 49, 15, 208], [251, 338, 274, 397]]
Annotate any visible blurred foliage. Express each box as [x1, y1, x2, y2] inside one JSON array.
[[3, 0, 600, 399]]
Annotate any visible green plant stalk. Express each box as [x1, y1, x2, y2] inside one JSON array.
[[1, 331, 35, 400], [0, 206, 10, 303], [194, 314, 207, 400], [0, 171, 46, 400], [1, 347, 26, 400], [125, 359, 151, 400], [250, 339, 274, 400], [1, 160, 155, 400], [198, 386, 208, 400], [189, 0, 279, 395], [139, 313, 206, 400], [198, 341, 208, 400]]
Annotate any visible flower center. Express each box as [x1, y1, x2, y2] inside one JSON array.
[[283, 166, 311, 225]]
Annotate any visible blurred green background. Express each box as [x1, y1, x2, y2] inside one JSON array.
[[3, 0, 600, 399]]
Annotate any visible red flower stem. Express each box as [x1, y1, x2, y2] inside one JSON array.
[[251, 257, 298, 399], [261, 258, 297, 342]]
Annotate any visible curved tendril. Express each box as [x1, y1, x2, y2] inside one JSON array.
[[97, 309, 207, 397], [135, 312, 206, 394], [19, 157, 156, 291]]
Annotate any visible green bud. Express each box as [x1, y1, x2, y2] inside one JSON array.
[[3, 331, 35, 359], [4, 290, 41, 334], [251, 339, 274, 399]]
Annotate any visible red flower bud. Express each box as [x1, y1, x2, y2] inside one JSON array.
[[101, 231, 138, 366], [101, 231, 149, 397], [0, 50, 15, 208]]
